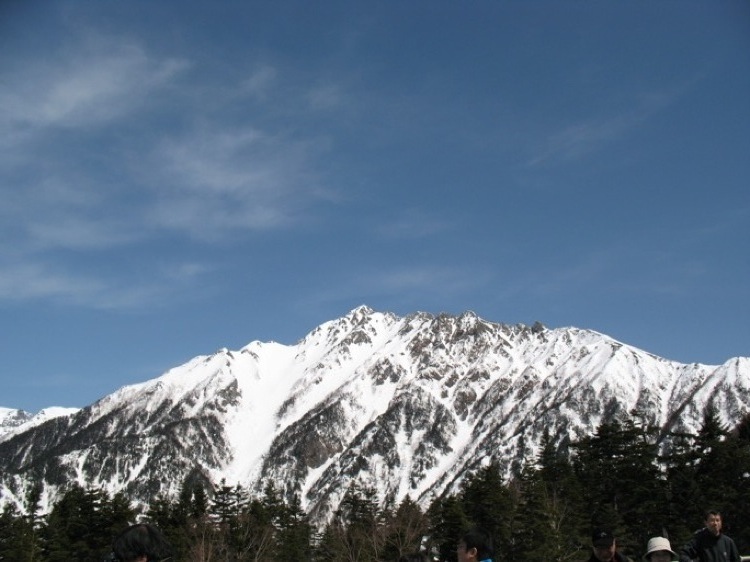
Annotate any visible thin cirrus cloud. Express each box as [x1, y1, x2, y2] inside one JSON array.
[[4, 34, 332, 240], [145, 126, 325, 236], [526, 112, 642, 167], [0, 34, 346, 308], [0, 41, 188, 135], [239, 65, 278, 101], [0, 39, 190, 251], [0, 262, 109, 305], [25, 217, 140, 252], [374, 211, 453, 240], [0, 259, 208, 310], [524, 89, 679, 168]]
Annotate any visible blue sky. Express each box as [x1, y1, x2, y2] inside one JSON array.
[[2, 1, 748, 413]]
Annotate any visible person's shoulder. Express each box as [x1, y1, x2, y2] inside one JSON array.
[[691, 527, 711, 541]]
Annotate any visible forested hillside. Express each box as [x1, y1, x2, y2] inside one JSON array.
[[1, 407, 748, 561]]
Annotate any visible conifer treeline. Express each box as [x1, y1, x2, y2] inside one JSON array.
[[1, 407, 749, 561]]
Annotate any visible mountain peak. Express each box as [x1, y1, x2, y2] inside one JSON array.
[[1, 307, 747, 524]]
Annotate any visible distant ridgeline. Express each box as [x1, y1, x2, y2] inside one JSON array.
[[1, 307, 749, 560]]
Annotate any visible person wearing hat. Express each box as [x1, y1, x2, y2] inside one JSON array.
[[587, 529, 633, 562], [643, 537, 678, 562]]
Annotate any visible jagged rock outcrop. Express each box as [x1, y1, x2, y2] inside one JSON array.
[[1, 306, 748, 526]]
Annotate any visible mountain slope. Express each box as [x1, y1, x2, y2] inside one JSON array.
[[1, 306, 748, 524]]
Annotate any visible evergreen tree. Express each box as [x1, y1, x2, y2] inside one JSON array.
[[513, 459, 583, 561], [210, 479, 247, 525], [332, 483, 383, 562], [191, 482, 209, 519], [536, 427, 587, 551], [0, 503, 33, 562], [41, 485, 119, 562], [665, 404, 746, 549], [661, 428, 701, 541], [460, 460, 514, 559], [148, 492, 190, 561], [22, 482, 43, 562], [729, 412, 750, 553], [427, 494, 468, 562], [315, 520, 348, 562], [693, 409, 750, 554], [274, 493, 312, 562], [232, 500, 276, 561], [693, 405, 735, 505], [571, 418, 666, 555], [209, 480, 252, 560], [380, 496, 429, 561], [615, 418, 667, 551]]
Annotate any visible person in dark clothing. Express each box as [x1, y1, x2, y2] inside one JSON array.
[[107, 523, 173, 562], [586, 529, 633, 562], [457, 527, 494, 562], [678, 510, 740, 562]]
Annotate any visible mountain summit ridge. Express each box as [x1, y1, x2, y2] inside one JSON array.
[[1, 307, 748, 524]]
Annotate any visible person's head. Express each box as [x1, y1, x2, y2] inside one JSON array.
[[704, 510, 722, 536], [111, 523, 173, 562], [643, 536, 678, 562], [591, 529, 617, 562], [457, 528, 493, 562]]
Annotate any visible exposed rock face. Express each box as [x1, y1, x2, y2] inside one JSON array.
[[1, 306, 748, 526]]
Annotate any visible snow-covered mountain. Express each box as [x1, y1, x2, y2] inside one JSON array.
[[0, 407, 80, 443], [1, 306, 748, 524], [0, 408, 34, 436]]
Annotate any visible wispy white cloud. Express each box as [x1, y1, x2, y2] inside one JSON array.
[[0, 262, 106, 303], [525, 88, 681, 167], [240, 65, 278, 100], [142, 121, 328, 236], [519, 242, 710, 301], [306, 83, 343, 111], [0, 41, 188, 135], [1, 32, 335, 240], [0, 31, 347, 307], [374, 210, 453, 239], [0, 36, 191, 255], [0, 172, 143, 256], [25, 217, 139, 251], [154, 128, 272, 194], [161, 262, 212, 282], [526, 114, 637, 166], [0, 259, 211, 310]]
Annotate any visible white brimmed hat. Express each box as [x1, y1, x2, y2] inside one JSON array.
[[643, 537, 678, 561]]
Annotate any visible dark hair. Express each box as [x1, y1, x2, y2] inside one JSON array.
[[705, 509, 722, 520], [461, 527, 494, 560], [112, 523, 173, 562]]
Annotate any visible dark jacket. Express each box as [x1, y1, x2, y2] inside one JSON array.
[[679, 528, 740, 562]]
